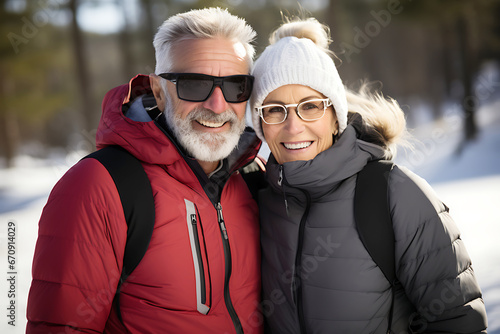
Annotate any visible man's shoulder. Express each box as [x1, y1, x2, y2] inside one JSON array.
[[51, 157, 118, 199]]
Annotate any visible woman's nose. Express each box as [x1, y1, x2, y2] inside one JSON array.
[[283, 108, 305, 134]]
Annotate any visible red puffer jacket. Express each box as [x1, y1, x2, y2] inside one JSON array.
[[27, 75, 263, 334]]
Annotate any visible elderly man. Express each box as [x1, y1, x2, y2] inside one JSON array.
[[27, 8, 262, 334]]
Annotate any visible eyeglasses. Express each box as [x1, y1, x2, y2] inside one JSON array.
[[256, 98, 333, 125], [158, 73, 254, 103]]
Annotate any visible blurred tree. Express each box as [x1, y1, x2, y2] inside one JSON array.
[[457, 1, 479, 143], [117, 0, 137, 80], [69, 0, 95, 134], [328, 0, 500, 150], [396, 0, 500, 149], [139, 0, 157, 67], [1, 0, 75, 166], [2, 0, 499, 164], [0, 0, 21, 168]]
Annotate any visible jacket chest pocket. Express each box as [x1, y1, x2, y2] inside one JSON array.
[[184, 199, 211, 314]]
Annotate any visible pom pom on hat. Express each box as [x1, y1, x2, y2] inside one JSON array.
[[250, 36, 348, 142]]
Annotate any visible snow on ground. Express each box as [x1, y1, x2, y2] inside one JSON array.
[[0, 154, 82, 333], [0, 100, 499, 332], [433, 176, 500, 330], [395, 98, 500, 332]]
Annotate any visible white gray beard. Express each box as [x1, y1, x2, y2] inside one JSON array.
[[163, 103, 246, 162]]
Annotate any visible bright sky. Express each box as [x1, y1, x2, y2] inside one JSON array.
[[6, 0, 330, 34], [77, 1, 125, 34], [75, 0, 330, 34]]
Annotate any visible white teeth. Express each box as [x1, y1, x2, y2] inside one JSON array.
[[198, 119, 225, 128], [283, 142, 312, 150]]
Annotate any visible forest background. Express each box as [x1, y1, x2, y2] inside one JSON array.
[[1, 0, 500, 165]]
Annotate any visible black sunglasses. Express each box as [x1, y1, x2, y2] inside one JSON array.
[[159, 73, 254, 103]]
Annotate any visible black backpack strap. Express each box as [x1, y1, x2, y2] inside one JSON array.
[[354, 160, 396, 332], [240, 155, 267, 202], [83, 145, 155, 322]]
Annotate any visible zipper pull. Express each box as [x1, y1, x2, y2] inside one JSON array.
[[278, 165, 283, 186], [216, 203, 228, 239], [190, 214, 197, 225], [278, 166, 289, 215]]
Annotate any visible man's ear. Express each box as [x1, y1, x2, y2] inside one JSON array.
[[150, 74, 165, 111]]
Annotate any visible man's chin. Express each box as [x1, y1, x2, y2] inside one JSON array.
[[186, 134, 238, 162], [167, 111, 245, 162]]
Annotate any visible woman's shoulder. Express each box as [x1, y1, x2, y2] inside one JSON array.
[[388, 165, 449, 230]]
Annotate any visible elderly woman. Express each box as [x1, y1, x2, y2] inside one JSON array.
[[250, 17, 487, 333]]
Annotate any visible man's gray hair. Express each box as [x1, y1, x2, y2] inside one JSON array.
[[153, 7, 256, 74]]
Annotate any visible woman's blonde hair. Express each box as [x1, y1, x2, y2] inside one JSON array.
[[345, 83, 410, 158]]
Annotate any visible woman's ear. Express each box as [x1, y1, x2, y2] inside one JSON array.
[[333, 120, 339, 136], [150, 74, 165, 111]]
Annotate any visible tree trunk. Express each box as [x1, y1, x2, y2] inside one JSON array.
[[118, 1, 136, 80], [440, 15, 454, 99], [69, 0, 95, 140], [0, 111, 19, 168], [140, 0, 156, 70], [457, 6, 478, 145]]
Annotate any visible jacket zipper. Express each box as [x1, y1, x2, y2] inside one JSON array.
[[279, 166, 289, 215], [293, 189, 311, 334], [216, 202, 244, 334], [185, 200, 210, 314], [280, 166, 309, 333], [278, 165, 283, 186]]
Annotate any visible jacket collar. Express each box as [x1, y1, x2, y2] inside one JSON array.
[[97, 75, 261, 193], [266, 125, 386, 200]]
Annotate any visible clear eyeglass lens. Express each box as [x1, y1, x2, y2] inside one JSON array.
[[261, 99, 328, 124], [262, 106, 287, 124], [298, 100, 325, 120]]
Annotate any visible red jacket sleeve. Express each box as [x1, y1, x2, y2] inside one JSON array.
[[27, 158, 127, 333]]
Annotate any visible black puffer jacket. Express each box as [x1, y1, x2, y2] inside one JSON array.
[[259, 124, 487, 333]]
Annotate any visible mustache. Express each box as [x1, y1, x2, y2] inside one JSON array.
[[187, 107, 238, 124]]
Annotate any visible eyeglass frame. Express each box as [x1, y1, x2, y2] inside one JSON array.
[[256, 98, 333, 125], [158, 72, 254, 103]]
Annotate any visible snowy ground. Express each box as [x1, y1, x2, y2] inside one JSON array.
[[0, 100, 499, 332], [398, 99, 500, 332]]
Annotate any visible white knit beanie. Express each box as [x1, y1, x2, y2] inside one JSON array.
[[250, 36, 348, 142]]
